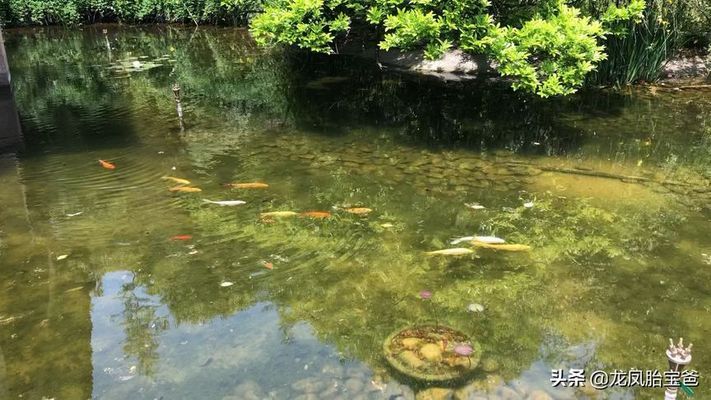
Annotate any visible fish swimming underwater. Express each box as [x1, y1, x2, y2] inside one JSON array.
[[162, 176, 191, 185], [471, 242, 531, 251], [451, 235, 505, 245], [425, 248, 475, 256], [98, 159, 116, 170], [225, 182, 269, 189], [202, 199, 246, 206], [171, 235, 193, 241], [464, 202, 485, 210], [344, 207, 373, 215], [300, 211, 331, 218], [169, 186, 202, 193], [260, 211, 298, 218]]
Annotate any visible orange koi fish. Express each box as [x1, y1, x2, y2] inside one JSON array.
[[300, 211, 331, 218], [99, 159, 116, 170], [170, 235, 193, 241], [225, 182, 269, 189], [344, 207, 372, 215], [262, 261, 274, 270], [169, 186, 202, 193]]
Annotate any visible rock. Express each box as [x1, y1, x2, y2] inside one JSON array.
[[320, 363, 344, 377], [383, 382, 416, 400], [416, 387, 454, 400], [402, 337, 422, 350], [318, 384, 340, 399], [293, 394, 320, 400], [344, 378, 364, 393], [420, 343, 443, 362], [480, 358, 499, 373], [496, 386, 523, 400], [527, 390, 553, 400], [229, 380, 264, 400], [291, 377, 327, 393], [400, 350, 426, 368], [453, 384, 488, 400]]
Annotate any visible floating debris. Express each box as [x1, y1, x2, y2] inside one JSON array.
[[56, 254, 69, 261], [202, 199, 246, 206], [220, 282, 234, 287], [98, 159, 116, 170], [425, 248, 474, 256], [162, 176, 191, 185]]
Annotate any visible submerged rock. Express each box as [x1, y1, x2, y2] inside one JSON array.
[[417, 387, 455, 400], [400, 350, 426, 368]]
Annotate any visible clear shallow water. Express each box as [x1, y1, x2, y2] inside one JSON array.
[[0, 25, 710, 400]]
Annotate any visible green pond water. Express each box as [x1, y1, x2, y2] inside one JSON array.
[[0, 25, 710, 400]]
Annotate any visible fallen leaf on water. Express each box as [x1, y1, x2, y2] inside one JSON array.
[[56, 254, 69, 261], [220, 282, 234, 287]]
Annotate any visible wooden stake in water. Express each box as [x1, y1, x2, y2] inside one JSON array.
[[172, 83, 184, 131]]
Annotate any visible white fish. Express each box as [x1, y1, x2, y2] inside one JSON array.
[[220, 281, 234, 287], [452, 235, 505, 245], [471, 236, 506, 244], [203, 199, 246, 206], [56, 254, 68, 261], [66, 211, 83, 217], [523, 201, 534, 208], [467, 303, 485, 313], [465, 202, 486, 210]]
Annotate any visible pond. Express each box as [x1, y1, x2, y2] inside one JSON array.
[[0, 25, 709, 400]]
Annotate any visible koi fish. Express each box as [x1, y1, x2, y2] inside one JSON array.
[[260, 211, 298, 218], [225, 182, 269, 189], [464, 202, 485, 210], [202, 199, 246, 206], [99, 159, 116, 170], [451, 235, 505, 245], [300, 211, 331, 218], [471, 242, 531, 251], [344, 207, 373, 215], [169, 186, 202, 193], [425, 248, 475, 256], [162, 176, 191, 185], [171, 235, 193, 241], [262, 261, 273, 270]]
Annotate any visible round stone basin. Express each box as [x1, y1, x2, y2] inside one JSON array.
[[383, 325, 481, 382]]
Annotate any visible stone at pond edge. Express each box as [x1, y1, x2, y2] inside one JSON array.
[[527, 389, 553, 400], [420, 343, 443, 362], [416, 387, 455, 400]]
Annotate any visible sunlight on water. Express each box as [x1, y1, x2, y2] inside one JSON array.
[[0, 25, 709, 400]]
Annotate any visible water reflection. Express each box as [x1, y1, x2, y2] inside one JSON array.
[[0, 26, 709, 399]]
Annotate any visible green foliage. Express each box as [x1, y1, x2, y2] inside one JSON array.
[[250, 0, 647, 97], [0, 0, 263, 26]]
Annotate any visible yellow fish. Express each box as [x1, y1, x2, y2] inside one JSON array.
[[425, 248, 475, 256], [471, 242, 531, 252], [225, 182, 269, 189], [344, 207, 373, 215], [169, 186, 202, 193], [162, 176, 191, 185], [260, 211, 298, 218]]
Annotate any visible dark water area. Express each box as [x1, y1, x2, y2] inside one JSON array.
[[0, 25, 709, 399]]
